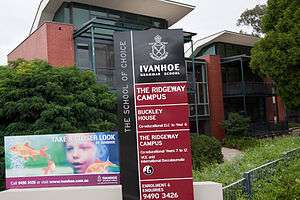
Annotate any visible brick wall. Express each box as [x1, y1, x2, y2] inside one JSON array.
[[277, 96, 286, 122], [201, 55, 225, 140], [8, 24, 48, 62], [8, 22, 75, 67], [47, 23, 75, 67]]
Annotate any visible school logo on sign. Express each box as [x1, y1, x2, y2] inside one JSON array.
[[149, 35, 168, 61]]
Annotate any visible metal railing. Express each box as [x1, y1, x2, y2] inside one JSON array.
[[223, 147, 300, 200], [223, 82, 275, 97], [223, 178, 246, 200], [247, 121, 289, 138]]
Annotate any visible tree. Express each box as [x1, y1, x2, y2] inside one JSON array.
[[0, 59, 117, 190], [237, 4, 267, 37], [250, 0, 300, 109]]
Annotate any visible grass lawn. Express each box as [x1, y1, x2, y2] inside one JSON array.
[[193, 135, 300, 186], [252, 157, 300, 200]]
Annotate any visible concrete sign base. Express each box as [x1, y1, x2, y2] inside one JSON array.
[[0, 182, 223, 200]]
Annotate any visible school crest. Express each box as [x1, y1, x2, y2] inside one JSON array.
[[149, 35, 168, 61]]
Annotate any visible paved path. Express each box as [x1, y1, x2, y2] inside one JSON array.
[[222, 147, 242, 161]]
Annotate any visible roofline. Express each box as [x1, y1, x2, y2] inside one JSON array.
[[30, 0, 195, 34], [160, 0, 195, 9], [222, 30, 260, 38], [193, 30, 259, 46], [185, 30, 260, 57], [30, 0, 44, 35]]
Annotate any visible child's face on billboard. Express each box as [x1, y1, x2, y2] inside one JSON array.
[[65, 135, 97, 174]]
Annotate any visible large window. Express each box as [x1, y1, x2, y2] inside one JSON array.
[[73, 7, 90, 28], [75, 39, 115, 86], [95, 43, 114, 85], [186, 60, 210, 134], [59, 2, 168, 86], [221, 60, 242, 83], [76, 43, 92, 71], [216, 43, 252, 58], [186, 60, 209, 118], [53, 2, 168, 30], [197, 45, 216, 57], [53, 3, 71, 23], [197, 42, 252, 58], [221, 59, 263, 83]]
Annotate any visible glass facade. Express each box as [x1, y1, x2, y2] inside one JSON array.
[[54, 2, 167, 30], [198, 45, 216, 57], [186, 60, 210, 133], [54, 2, 168, 85], [94, 43, 114, 84], [186, 61, 209, 117], [76, 43, 92, 71], [53, 4, 71, 23], [216, 43, 251, 58], [197, 42, 252, 58], [74, 38, 115, 85]]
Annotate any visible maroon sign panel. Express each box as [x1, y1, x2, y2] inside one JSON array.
[[114, 29, 194, 200]]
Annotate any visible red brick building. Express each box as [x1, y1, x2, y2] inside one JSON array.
[[8, 1, 288, 140]]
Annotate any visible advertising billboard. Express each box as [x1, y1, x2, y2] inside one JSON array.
[[4, 132, 120, 189], [114, 29, 194, 200]]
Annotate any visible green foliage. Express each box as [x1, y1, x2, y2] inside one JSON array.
[[253, 158, 300, 200], [237, 4, 267, 36], [223, 136, 259, 151], [0, 59, 117, 135], [0, 59, 117, 191], [221, 113, 251, 136], [191, 134, 223, 170], [193, 136, 300, 185], [251, 0, 300, 109]]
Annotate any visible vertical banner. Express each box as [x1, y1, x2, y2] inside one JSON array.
[[115, 29, 194, 200]]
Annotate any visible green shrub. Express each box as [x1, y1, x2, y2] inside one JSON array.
[[0, 59, 117, 191], [191, 134, 223, 170], [221, 113, 251, 136]]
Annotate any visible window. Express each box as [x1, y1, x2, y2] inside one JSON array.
[[186, 61, 209, 117], [53, 3, 70, 23], [72, 7, 90, 28], [76, 43, 92, 71], [198, 45, 216, 56], [95, 43, 114, 85], [216, 43, 226, 57], [71, 2, 167, 86], [214, 42, 253, 58], [90, 10, 107, 18], [55, 2, 167, 30]]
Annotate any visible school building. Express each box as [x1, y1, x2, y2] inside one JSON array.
[[7, 0, 289, 140]]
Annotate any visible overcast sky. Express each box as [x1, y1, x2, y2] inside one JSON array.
[[0, 0, 266, 65]]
